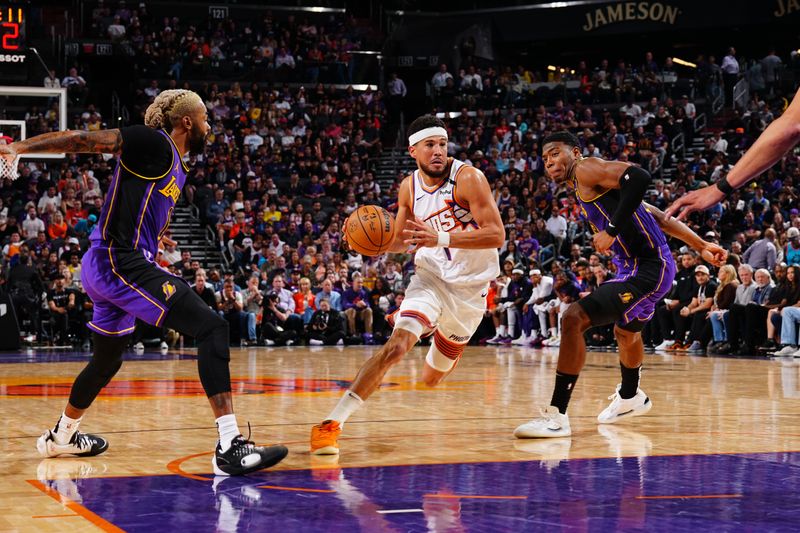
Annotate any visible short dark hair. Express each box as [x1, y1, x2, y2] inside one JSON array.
[[407, 115, 446, 139], [542, 131, 580, 148]]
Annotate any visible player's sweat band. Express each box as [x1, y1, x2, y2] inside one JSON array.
[[408, 127, 448, 146]]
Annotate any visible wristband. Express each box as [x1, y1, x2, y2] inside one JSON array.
[[605, 223, 619, 237], [437, 231, 451, 247], [716, 176, 735, 195]]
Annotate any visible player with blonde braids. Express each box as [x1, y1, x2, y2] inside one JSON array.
[[0, 89, 288, 476]]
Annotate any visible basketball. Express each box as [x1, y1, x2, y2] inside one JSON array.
[[345, 205, 396, 256]]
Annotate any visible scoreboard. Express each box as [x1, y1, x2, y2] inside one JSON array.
[[0, 6, 25, 63]]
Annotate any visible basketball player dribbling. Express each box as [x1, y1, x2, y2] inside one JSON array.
[[514, 131, 727, 439], [0, 90, 287, 475], [310, 115, 505, 455]]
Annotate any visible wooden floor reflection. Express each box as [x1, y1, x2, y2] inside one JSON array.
[[3, 345, 800, 531]]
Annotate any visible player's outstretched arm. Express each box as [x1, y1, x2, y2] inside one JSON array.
[[402, 166, 505, 251], [665, 87, 800, 220], [644, 202, 728, 267], [0, 129, 122, 157]]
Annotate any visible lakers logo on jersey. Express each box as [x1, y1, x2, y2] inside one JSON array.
[[159, 176, 181, 203], [619, 292, 634, 304], [162, 281, 176, 300]]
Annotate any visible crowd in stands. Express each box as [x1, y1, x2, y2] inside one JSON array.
[[90, 1, 372, 83], [2, 35, 800, 355]]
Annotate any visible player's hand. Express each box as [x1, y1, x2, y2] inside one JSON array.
[[699, 242, 728, 267], [592, 230, 615, 254], [523, 304, 529, 313], [402, 216, 437, 253], [664, 187, 726, 221]]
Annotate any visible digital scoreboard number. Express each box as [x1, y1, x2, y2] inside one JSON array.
[[0, 6, 25, 63]]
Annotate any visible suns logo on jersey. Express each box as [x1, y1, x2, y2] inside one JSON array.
[[158, 176, 181, 203], [425, 206, 458, 232], [162, 281, 176, 300]]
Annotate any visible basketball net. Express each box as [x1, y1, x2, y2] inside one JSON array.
[[0, 154, 20, 180]]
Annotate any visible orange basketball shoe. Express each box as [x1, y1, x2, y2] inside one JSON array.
[[310, 420, 341, 455]]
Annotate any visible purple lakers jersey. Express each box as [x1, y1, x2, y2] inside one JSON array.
[[90, 127, 187, 257], [572, 164, 667, 263]]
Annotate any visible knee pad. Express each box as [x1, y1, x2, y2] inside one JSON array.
[[425, 344, 456, 372], [426, 330, 466, 372], [394, 315, 426, 339]]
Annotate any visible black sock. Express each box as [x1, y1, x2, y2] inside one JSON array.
[[619, 362, 641, 399], [550, 371, 579, 414]]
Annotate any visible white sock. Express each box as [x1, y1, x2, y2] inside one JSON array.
[[326, 390, 364, 426], [530, 330, 538, 338], [550, 327, 557, 337], [498, 325, 507, 337], [54, 413, 81, 445], [216, 414, 240, 452]]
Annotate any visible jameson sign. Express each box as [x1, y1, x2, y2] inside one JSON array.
[[388, 1, 800, 49], [774, 0, 800, 17], [582, 2, 680, 32]]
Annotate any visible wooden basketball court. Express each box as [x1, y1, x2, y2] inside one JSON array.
[[2, 345, 799, 531]]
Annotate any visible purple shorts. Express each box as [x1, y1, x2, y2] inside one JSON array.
[[82, 245, 189, 337], [579, 246, 676, 330]]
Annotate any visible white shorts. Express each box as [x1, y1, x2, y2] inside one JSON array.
[[390, 268, 488, 346]]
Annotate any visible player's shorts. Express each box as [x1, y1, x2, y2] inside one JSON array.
[[578, 246, 676, 332], [388, 267, 488, 348], [81, 245, 191, 337]]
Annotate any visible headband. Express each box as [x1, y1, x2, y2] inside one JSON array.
[[408, 126, 448, 146]]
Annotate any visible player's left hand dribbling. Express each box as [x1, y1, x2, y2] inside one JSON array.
[[592, 230, 615, 254], [402, 216, 437, 253]]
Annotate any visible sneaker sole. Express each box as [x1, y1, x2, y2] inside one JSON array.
[[212, 445, 289, 476], [311, 445, 340, 455], [597, 397, 653, 424], [513, 425, 572, 439]]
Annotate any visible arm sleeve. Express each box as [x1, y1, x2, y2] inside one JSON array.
[[607, 165, 651, 236], [119, 125, 174, 179]]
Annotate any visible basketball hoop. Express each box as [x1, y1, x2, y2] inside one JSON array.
[[0, 154, 20, 180]]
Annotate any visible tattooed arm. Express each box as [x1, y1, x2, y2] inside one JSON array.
[[1, 129, 123, 156]]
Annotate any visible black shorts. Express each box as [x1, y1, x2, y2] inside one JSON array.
[[578, 255, 676, 332]]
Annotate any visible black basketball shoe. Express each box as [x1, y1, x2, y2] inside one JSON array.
[[36, 429, 109, 458], [212, 435, 288, 476]]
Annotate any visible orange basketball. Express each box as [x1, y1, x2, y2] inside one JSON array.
[[345, 205, 396, 256]]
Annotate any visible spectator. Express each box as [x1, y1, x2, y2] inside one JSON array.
[[315, 278, 342, 311], [240, 275, 263, 346], [516, 268, 553, 346], [261, 290, 301, 346], [306, 298, 345, 346], [293, 276, 317, 324], [61, 67, 88, 104], [706, 265, 740, 354], [22, 207, 46, 241], [342, 275, 373, 343], [191, 269, 217, 310], [743, 228, 777, 271], [216, 279, 245, 343], [44, 70, 60, 89]]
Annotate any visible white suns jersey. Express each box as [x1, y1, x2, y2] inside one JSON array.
[[409, 159, 500, 285]]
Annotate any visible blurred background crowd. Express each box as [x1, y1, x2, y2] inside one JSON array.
[[2, 1, 800, 356]]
